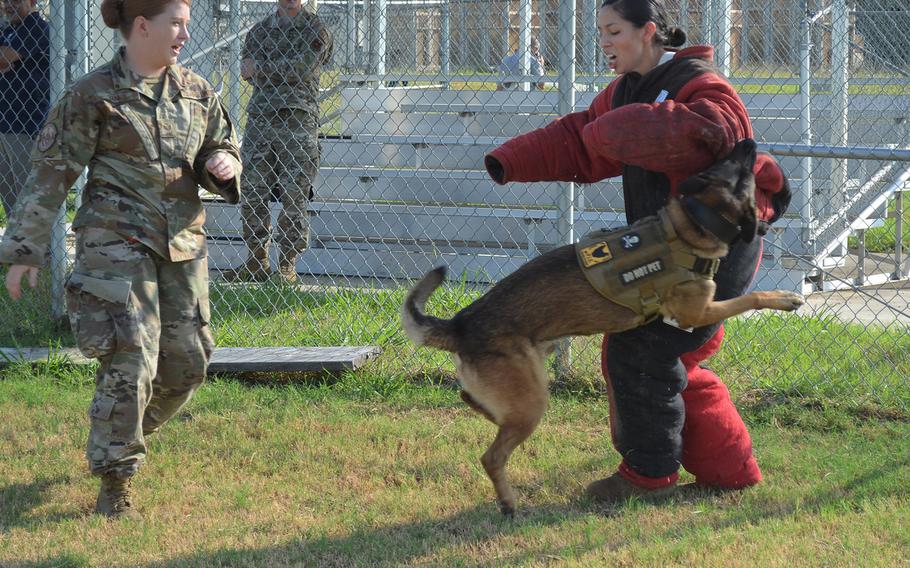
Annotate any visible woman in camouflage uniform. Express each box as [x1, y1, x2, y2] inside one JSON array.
[[1, 0, 241, 519]]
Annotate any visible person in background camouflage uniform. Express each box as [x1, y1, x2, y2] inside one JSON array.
[[0, 0, 50, 219], [227, 0, 332, 282], [1, 0, 241, 519]]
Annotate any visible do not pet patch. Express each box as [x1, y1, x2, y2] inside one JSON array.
[[619, 259, 665, 285]]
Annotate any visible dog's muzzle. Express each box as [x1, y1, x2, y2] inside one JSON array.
[[682, 196, 742, 244]]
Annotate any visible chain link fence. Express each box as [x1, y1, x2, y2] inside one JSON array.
[[1, 0, 908, 411]]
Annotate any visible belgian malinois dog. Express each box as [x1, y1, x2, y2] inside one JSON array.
[[401, 139, 804, 516]]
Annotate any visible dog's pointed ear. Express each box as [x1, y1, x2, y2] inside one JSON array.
[[731, 138, 758, 171], [678, 172, 709, 195]]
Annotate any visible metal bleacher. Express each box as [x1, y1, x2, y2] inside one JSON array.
[[205, 84, 910, 293]]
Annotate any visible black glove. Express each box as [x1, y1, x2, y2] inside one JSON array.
[[768, 175, 792, 224], [485, 155, 505, 184]]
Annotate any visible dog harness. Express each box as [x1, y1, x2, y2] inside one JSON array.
[[575, 209, 721, 323]]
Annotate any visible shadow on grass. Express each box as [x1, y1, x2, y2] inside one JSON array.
[[47, 454, 897, 567], [3, 554, 91, 568], [143, 500, 594, 567], [0, 475, 73, 532]]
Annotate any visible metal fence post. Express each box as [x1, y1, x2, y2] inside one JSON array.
[[228, 0, 242, 120], [479, 8, 489, 69], [740, 0, 749, 64], [49, 0, 67, 320], [345, 0, 356, 69], [557, 1, 576, 247], [554, 0, 577, 379], [798, 2, 815, 254], [501, 0, 508, 65], [441, 1, 450, 88], [715, 0, 732, 76], [829, 0, 851, 260], [678, 0, 689, 37], [762, 0, 773, 62], [368, 0, 386, 79], [457, 1, 466, 67], [69, 0, 89, 214], [518, 0, 531, 91], [896, 189, 905, 280], [704, 0, 715, 47], [537, 2, 546, 73], [70, 0, 89, 83], [580, 0, 595, 91]]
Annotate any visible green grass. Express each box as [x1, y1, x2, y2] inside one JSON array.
[[1, 361, 909, 566], [2, 267, 910, 565], [848, 195, 910, 254]]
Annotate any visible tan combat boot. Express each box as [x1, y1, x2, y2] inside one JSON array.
[[95, 473, 141, 520], [275, 251, 298, 284], [224, 245, 270, 282], [585, 472, 677, 505]]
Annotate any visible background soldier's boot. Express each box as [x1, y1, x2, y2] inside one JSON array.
[[95, 473, 141, 520], [276, 251, 298, 283], [225, 246, 270, 282]]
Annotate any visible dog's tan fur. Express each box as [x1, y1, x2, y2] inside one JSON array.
[[401, 140, 804, 516]]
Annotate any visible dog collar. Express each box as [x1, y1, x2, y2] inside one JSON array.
[[659, 210, 722, 278], [681, 197, 741, 244]]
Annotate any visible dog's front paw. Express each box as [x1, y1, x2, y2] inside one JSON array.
[[769, 290, 805, 311]]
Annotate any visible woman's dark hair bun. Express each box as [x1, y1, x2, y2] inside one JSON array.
[[665, 26, 686, 47], [99, 0, 122, 29]]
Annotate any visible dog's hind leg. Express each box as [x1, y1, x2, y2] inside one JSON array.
[[469, 353, 549, 517], [482, 416, 542, 517], [461, 390, 497, 423]]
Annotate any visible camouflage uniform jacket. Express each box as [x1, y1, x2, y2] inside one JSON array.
[[243, 9, 333, 124], [0, 48, 241, 266]]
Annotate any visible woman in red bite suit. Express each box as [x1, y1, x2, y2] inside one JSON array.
[[484, 0, 791, 503]]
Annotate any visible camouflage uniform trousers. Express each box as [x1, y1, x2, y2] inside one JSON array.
[[65, 227, 215, 478], [240, 108, 319, 261]]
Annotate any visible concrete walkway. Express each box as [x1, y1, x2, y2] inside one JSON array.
[[797, 280, 910, 327]]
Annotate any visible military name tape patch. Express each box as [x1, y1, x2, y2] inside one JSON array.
[[36, 123, 57, 152], [619, 259, 664, 285], [579, 241, 613, 267]]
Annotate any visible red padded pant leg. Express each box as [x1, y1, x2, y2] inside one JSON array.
[[679, 326, 762, 487], [601, 328, 762, 488]]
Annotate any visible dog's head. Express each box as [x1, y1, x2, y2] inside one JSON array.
[[676, 139, 758, 243]]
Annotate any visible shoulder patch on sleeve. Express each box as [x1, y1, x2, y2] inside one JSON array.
[[36, 123, 58, 152]]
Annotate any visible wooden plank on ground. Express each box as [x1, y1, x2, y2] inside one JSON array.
[[0, 347, 93, 367], [0, 346, 382, 372], [207, 346, 382, 372]]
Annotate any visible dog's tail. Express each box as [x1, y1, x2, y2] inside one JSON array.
[[401, 266, 459, 353]]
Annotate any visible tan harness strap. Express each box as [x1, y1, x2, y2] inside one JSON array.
[[575, 209, 720, 320]]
